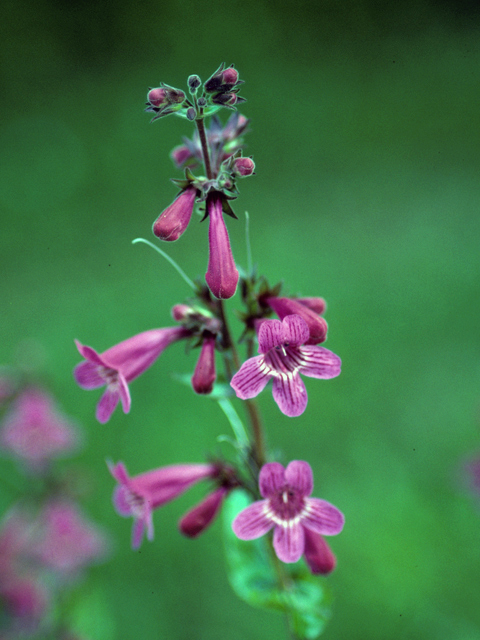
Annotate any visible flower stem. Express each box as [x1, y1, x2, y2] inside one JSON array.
[[217, 299, 266, 469], [195, 115, 214, 180]]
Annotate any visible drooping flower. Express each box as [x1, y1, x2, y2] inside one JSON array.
[[33, 501, 108, 574], [232, 460, 344, 566], [230, 315, 341, 417], [205, 192, 239, 299], [152, 186, 198, 241], [191, 333, 217, 394], [267, 296, 328, 345], [109, 461, 217, 549], [0, 388, 79, 471], [74, 327, 191, 423]]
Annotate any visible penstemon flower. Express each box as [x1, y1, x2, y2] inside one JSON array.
[[109, 461, 217, 549], [230, 314, 341, 416], [232, 460, 344, 565], [152, 185, 198, 241], [74, 327, 191, 423]]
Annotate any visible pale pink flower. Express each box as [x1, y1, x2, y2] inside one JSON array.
[[230, 315, 341, 417], [0, 388, 79, 470], [232, 461, 344, 565], [33, 501, 108, 574], [74, 327, 190, 423], [109, 461, 217, 549]]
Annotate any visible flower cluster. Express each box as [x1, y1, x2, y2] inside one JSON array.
[[0, 375, 108, 638], [71, 64, 346, 634]]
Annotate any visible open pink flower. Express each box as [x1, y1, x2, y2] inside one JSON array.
[[109, 461, 217, 549], [267, 296, 328, 345], [205, 193, 239, 299], [33, 501, 108, 574], [232, 461, 344, 565], [0, 388, 79, 470], [74, 327, 190, 423], [230, 315, 341, 417]]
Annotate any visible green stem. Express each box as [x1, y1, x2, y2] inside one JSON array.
[[195, 115, 214, 180]]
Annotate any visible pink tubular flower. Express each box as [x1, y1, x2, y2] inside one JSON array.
[[191, 334, 216, 394], [232, 461, 344, 565], [152, 186, 197, 241], [74, 327, 191, 423], [230, 315, 341, 417], [205, 193, 239, 299], [33, 501, 108, 574], [0, 388, 79, 470], [109, 461, 217, 549], [179, 486, 228, 538], [267, 297, 328, 345]]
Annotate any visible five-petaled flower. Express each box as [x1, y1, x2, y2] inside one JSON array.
[[230, 315, 341, 417], [74, 327, 191, 423], [109, 461, 217, 549], [232, 460, 344, 566]]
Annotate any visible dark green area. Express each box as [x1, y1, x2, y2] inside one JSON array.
[[1, 0, 480, 638]]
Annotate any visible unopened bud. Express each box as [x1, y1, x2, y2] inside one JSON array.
[[179, 487, 227, 538], [191, 335, 216, 394], [212, 92, 238, 107], [205, 64, 240, 93], [188, 75, 201, 92], [186, 107, 196, 121], [232, 157, 255, 177], [147, 87, 168, 108]]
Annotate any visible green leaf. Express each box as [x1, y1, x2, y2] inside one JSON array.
[[222, 491, 332, 639]]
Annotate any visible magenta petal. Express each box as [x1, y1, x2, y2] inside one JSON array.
[[113, 485, 132, 517], [259, 462, 286, 497], [282, 315, 310, 347], [297, 346, 341, 379], [230, 355, 271, 400], [273, 522, 305, 563], [118, 374, 131, 413], [232, 500, 274, 540], [74, 340, 106, 366], [257, 319, 284, 354], [73, 361, 104, 389], [302, 498, 345, 535], [131, 517, 147, 550], [108, 461, 130, 485], [96, 388, 120, 423], [205, 194, 239, 299], [285, 461, 313, 496], [271, 373, 308, 417]]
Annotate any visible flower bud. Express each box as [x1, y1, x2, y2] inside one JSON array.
[[147, 87, 168, 108], [191, 335, 216, 394], [204, 64, 240, 93], [232, 157, 255, 177], [212, 92, 239, 107], [179, 487, 228, 538], [266, 296, 328, 344], [205, 194, 239, 299], [295, 297, 326, 315], [188, 74, 201, 93], [152, 186, 197, 242], [186, 107, 196, 121], [171, 304, 194, 322], [304, 529, 337, 575], [171, 145, 194, 168]]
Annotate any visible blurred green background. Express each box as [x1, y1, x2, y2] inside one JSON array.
[[1, 0, 480, 638]]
